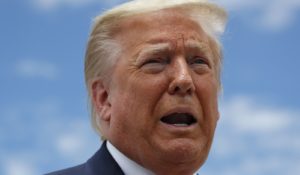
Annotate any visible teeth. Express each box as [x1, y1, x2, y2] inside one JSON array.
[[173, 123, 189, 127]]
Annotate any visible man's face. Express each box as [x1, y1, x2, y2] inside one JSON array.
[[103, 10, 220, 174]]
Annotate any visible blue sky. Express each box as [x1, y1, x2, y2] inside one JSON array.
[[1, 0, 299, 174]]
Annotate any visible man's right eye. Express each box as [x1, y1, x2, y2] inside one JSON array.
[[140, 58, 167, 73], [144, 59, 162, 64], [142, 57, 170, 65]]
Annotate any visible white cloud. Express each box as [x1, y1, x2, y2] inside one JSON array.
[[213, 0, 264, 11], [33, 0, 95, 10], [220, 96, 293, 133], [31, 0, 126, 11], [0, 99, 99, 174], [214, 0, 300, 31], [260, 0, 300, 31], [204, 95, 300, 175], [15, 59, 58, 80], [2, 157, 38, 175], [55, 120, 100, 160]]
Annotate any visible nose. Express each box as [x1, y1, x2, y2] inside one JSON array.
[[168, 58, 195, 95]]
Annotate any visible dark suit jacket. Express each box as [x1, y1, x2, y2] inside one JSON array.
[[45, 141, 125, 175]]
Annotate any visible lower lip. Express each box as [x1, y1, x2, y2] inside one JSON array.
[[159, 121, 198, 133]]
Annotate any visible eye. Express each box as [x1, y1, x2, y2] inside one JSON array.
[[189, 56, 211, 74], [140, 57, 168, 74], [143, 58, 164, 65], [142, 56, 170, 66], [189, 56, 208, 65]]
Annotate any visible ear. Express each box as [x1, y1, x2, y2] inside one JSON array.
[[91, 79, 111, 122]]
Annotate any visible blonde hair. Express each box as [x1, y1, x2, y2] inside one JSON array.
[[84, 0, 227, 135]]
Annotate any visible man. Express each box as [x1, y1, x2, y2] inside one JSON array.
[[47, 0, 227, 174]]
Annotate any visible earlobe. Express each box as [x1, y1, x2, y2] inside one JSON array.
[[91, 79, 111, 121]]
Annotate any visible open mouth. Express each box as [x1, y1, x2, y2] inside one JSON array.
[[160, 113, 197, 127]]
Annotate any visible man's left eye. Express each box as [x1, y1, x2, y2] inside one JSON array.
[[189, 57, 208, 65]]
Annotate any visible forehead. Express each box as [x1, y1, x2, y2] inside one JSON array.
[[114, 8, 209, 48]]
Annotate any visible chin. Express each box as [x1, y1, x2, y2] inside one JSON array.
[[158, 137, 210, 164]]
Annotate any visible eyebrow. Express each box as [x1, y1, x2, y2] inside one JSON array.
[[184, 40, 213, 61], [184, 40, 211, 54], [137, 43, 172, 57]]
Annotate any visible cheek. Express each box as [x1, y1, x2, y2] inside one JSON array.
[[129, 74, 168, 108], [195, 76, 219, 127], [110, 74, 168, 128], [196, 73, 218, 102], [109, 96, 142, 144]]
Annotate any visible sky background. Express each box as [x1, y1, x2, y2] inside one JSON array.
[[0, 0, 299, 174]]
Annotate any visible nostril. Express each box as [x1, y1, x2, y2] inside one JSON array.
[[169, 81, 194, 95], [168, 69, 195, 95]]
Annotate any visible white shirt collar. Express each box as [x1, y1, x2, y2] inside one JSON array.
[[107, 141, 155, 175], [107, 141, 199, 175]]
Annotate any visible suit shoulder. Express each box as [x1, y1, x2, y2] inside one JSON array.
[[45, 163, 85, 175]]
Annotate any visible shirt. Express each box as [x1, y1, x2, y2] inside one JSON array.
[[107, 141, 155, 175]]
